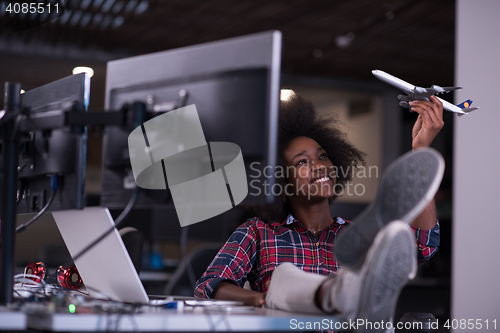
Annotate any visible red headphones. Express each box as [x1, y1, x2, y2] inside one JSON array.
[[24, 262, 84, 290]]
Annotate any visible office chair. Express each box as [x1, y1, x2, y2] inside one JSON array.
[[164, 243, 221, 296]]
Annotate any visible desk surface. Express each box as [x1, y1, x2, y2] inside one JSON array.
[[0, 307, 27, 331], [27, 307, 341, 332]]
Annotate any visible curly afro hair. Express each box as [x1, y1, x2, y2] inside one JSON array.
[[252, 94, 365, 222]]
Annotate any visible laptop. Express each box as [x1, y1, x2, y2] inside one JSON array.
[[52, 207, 150, 304], [52, 207, 243, 307]]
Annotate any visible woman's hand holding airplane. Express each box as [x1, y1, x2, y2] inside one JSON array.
[[410, 95, 444, 150]]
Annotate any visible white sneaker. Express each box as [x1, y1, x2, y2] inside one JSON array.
[[326, 221, 417, 333], [265, 262, 326, 314], [335, 148, 444, 268]]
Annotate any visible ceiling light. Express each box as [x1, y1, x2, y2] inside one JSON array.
[[335, 32, 355, 49], [73, 66, 94, 78], [280, 89, 295, 101]]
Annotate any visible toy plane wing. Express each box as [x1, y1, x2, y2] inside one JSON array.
[[372, 69, 479, 117]]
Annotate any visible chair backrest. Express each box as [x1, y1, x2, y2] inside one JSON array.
[[164, 243, 221, 296]]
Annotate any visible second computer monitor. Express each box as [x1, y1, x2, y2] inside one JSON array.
[[16, 73, 89, 214], [101, 31, 282, 211]]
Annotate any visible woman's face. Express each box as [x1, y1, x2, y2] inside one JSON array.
[[282, 136, 337, 200]]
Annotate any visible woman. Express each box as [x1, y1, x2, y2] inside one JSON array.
[[194, 94, 443, 317]]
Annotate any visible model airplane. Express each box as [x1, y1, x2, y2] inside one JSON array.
[[372, 69, 478, 117]]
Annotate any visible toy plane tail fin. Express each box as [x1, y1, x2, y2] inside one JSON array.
[[456, 99, 473, 109], [456, 100, 478, 117]]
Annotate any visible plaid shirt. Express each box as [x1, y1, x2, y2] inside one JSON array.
[[194, 215, 440, 298]]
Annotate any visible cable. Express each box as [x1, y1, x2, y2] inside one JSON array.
[[113, 313, 123, 333], [71, 187, 140, 263], [114, 311, 141, 333], [83, 285, 114, 302], [200, 304, 232, 331], [9, 113, 23, 145], [13, 273, 49, 298], [125, 313, 140, 333], [16, 177, 28, 206], [14, 273, 44, 284], [16, 175, 59, 233], [0, 111, 17, 127]]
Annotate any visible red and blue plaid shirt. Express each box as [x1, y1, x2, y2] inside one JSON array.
[[194, 216, 440, 298]]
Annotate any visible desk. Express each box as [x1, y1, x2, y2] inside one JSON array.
[[0, 307, 27, 331], [27, 307, 342, 332]]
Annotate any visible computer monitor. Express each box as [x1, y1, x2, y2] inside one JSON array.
[[0, 73, 89, 305], [15, 73, 89, 213], [101, 30, 281, 211]]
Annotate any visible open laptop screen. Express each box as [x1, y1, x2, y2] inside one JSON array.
[[52, 207, 149, 304]]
